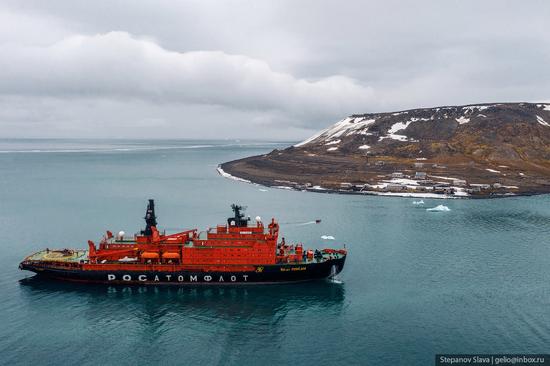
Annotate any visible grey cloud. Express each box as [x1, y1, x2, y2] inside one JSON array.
[[0, 1, 549, 139], [0, 31, 373, 126]]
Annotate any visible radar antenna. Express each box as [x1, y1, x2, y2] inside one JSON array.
[[228, 204, 250, 227]]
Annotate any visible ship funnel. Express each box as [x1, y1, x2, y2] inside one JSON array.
[[141, 199, 158, 236]]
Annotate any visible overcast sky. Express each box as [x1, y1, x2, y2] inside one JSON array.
[[1, 0, 549, 140]]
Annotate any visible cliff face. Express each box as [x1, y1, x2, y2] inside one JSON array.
[[221, 103, 550, 197]]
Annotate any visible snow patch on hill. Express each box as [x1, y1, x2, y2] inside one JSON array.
[[295, 117, 377, 146], [295, 103, 548, 148], [456, 116, 470, 124], [537, 115, 550, 127]]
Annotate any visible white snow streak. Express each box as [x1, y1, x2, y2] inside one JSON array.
[[217, 166, 251, 183], [455, 116, 470, 125], [537, 115, 550, 127]]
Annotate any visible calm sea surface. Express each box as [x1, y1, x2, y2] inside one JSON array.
[[0, 139, 549, 366]]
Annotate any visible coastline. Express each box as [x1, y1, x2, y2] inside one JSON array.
[[216, 165, 538, 199]]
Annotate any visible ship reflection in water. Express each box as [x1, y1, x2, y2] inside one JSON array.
[[19, 276, 346, 322]]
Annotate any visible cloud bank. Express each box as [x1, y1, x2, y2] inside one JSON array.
[[0, 1, 549, 139], [0, 31, 373, 125]]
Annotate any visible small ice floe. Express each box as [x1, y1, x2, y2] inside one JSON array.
[[486, 168, 501, 174], [259, 188, 268, 192], [412, 200, 425, 205], [321, 235, 335, 240], [426, 205, 451, 212]]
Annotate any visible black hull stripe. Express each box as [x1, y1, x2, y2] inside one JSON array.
[[21, 257, 347, 286]]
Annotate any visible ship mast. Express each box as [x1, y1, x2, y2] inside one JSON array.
[[141, 199, 158, 236]]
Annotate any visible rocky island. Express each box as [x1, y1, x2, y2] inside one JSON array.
[[220, 103, 550, 198]]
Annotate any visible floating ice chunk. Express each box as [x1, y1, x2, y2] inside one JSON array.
[[259, 188, 268, 192], [321, 235, 335, 240], [486, 168, 501, 173], [426, 205, 451, 212], [412, 200, 425, 205]]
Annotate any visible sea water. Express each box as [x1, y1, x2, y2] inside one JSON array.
[[0, 139, 549, 366]]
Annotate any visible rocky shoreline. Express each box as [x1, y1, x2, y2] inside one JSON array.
[[217, 164, 547, 199]]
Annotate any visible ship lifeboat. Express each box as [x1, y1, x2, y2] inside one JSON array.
[[141, 252, 159, 259], [162, 252, 180, 260]]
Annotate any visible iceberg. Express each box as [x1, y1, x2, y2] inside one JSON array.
[[426, 205, 451, 212]]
